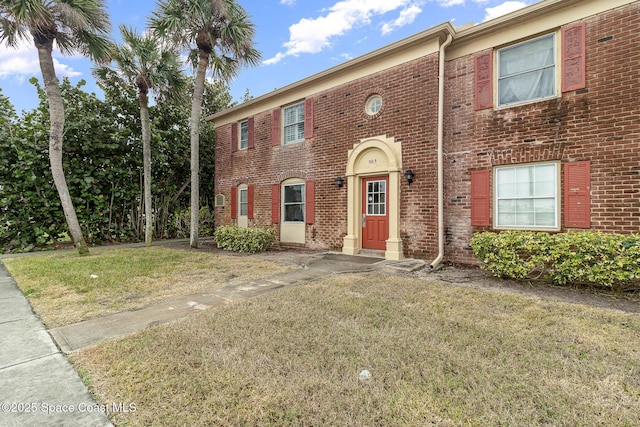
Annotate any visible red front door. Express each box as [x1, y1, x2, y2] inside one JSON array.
[[362, 176, 389, 250]]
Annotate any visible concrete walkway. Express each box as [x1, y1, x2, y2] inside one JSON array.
[[0, 250, 424, 426], [50, 252, 422, 353], [0, 264, 112, 427]]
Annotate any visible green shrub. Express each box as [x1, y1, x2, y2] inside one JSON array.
[[214, 226, 276, 253], [470, 231, 640, 290], [169, 207, 214, 239]]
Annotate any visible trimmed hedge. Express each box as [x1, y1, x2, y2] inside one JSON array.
[[470, 231, 640, 290], [214, 226, 276, 254]]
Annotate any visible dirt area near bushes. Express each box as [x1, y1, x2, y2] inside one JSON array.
[[163, 240, 640, 314]]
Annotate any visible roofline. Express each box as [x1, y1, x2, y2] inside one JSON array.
[[207, 22, 456, 123], [208, 0, 636, 124]]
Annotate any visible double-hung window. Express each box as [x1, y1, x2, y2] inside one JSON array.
[[283, 102, 305, 145], [283, 183, 305, 222], [239, 120, 249, 150], [498, 34, 556, 107], [495, 162, 558, 229], [239, 187, 248, 216]]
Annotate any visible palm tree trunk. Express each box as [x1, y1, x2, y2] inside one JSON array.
[[189, 50, 209, 248], [36, 41, 89, 255], [140, 92, 153, 246]]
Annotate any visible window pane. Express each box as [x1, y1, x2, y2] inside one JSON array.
[[283, 103, 305, 144], [535, 212, 555, 227], [284, 185, 303, 203], [240, 121, 248, 149], [499, 35, 555, 77], [499, 68, 555, 105], [496, 163, 558, 228], [497, 199, 516, 226], [498, 34, 555, 106], [284, 205, 304, 222], [283, 184, 304, 222]]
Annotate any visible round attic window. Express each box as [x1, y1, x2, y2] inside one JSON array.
[[365, 94, 382, 116]]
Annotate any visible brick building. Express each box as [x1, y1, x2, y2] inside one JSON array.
[[210, 0, 640, 266]]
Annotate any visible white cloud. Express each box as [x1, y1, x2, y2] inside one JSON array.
[[264, 0, 416, 65], [280, 0, 296, 5], [0, 38, 82, 80], [483, 1, 529, 21], [381, 4, 423, 36], [437, 0, 465, 7]]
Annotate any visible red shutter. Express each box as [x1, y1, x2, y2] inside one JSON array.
[[304, 98, 314, 139], [271, 108, 281, 146], [247, 186, 254, 219], [271, 184, 280, 223], [305, 180, 315, 224], [474, 51, 493, 110], [562, 22, 586, 92], [231, 123, 238, 153], [564, 161, 590, 228], [247, 117, 255, 149], [230, 187, 237, 219], [471, 170, 491, 226]]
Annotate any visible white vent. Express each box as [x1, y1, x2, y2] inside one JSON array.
[[214, 194, 225, 207]]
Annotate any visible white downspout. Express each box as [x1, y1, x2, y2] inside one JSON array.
[[430, 32, 453, 270]]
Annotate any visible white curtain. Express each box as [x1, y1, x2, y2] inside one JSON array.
[[499, 35, 555, 106]]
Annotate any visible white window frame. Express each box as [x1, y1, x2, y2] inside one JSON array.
[[497, 33, 558, 108], [494, 162, 560, 231], [283, 102, 305, 145], [237, 184, 248, 228], [365, 94, 382, 116], [282, 182, 305, 223], [238, 186, 248, 217], [239, 120, 248, 150]]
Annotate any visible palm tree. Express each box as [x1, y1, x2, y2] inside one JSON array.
[[150, 0, 260, 248], [0, 0, 113, 254], [95, 24, 186, 246]]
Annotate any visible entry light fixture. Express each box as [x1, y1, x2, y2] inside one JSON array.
[[334, 176, 345, 188], [404, 169, 415, 185]]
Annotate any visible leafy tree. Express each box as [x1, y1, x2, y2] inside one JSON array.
[[1, 74, 233, 253], [95, 24, 186, 246], [150, 0, 260, 248], [0, 0, 114, 254]]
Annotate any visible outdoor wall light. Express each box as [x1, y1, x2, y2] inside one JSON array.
[[404, 169, 415, 185], [335, 176, 345, 188]]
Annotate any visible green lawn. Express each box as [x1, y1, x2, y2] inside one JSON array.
[[69, 272, 640, 426]]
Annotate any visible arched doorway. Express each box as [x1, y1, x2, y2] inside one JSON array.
[[342, 135, 403, 260]]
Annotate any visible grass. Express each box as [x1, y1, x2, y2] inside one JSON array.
[[2, 246, 290, 327], [70, 272, 640, 426]]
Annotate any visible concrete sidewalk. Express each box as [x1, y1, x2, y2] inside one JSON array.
[[0, 264, 112, 427]]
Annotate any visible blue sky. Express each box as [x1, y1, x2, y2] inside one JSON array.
[[0, 0, 534, 114]]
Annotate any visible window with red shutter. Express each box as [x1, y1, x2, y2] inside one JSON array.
[[564, 161, 590, 228], [247, 186, 254, 220], [474, 51, 493, 110], [304, 98, 314, 139], [471, 170, 491, 226], [231, 123, 238, 153], [271, 108, 281, 146], [230, 187, 237, 219], [305, 180, 315, 224], [562, 22, 586, 92]]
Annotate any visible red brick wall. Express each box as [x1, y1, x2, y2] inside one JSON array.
[[444, 2, 640, 265], [215, 54, 441, 258]]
